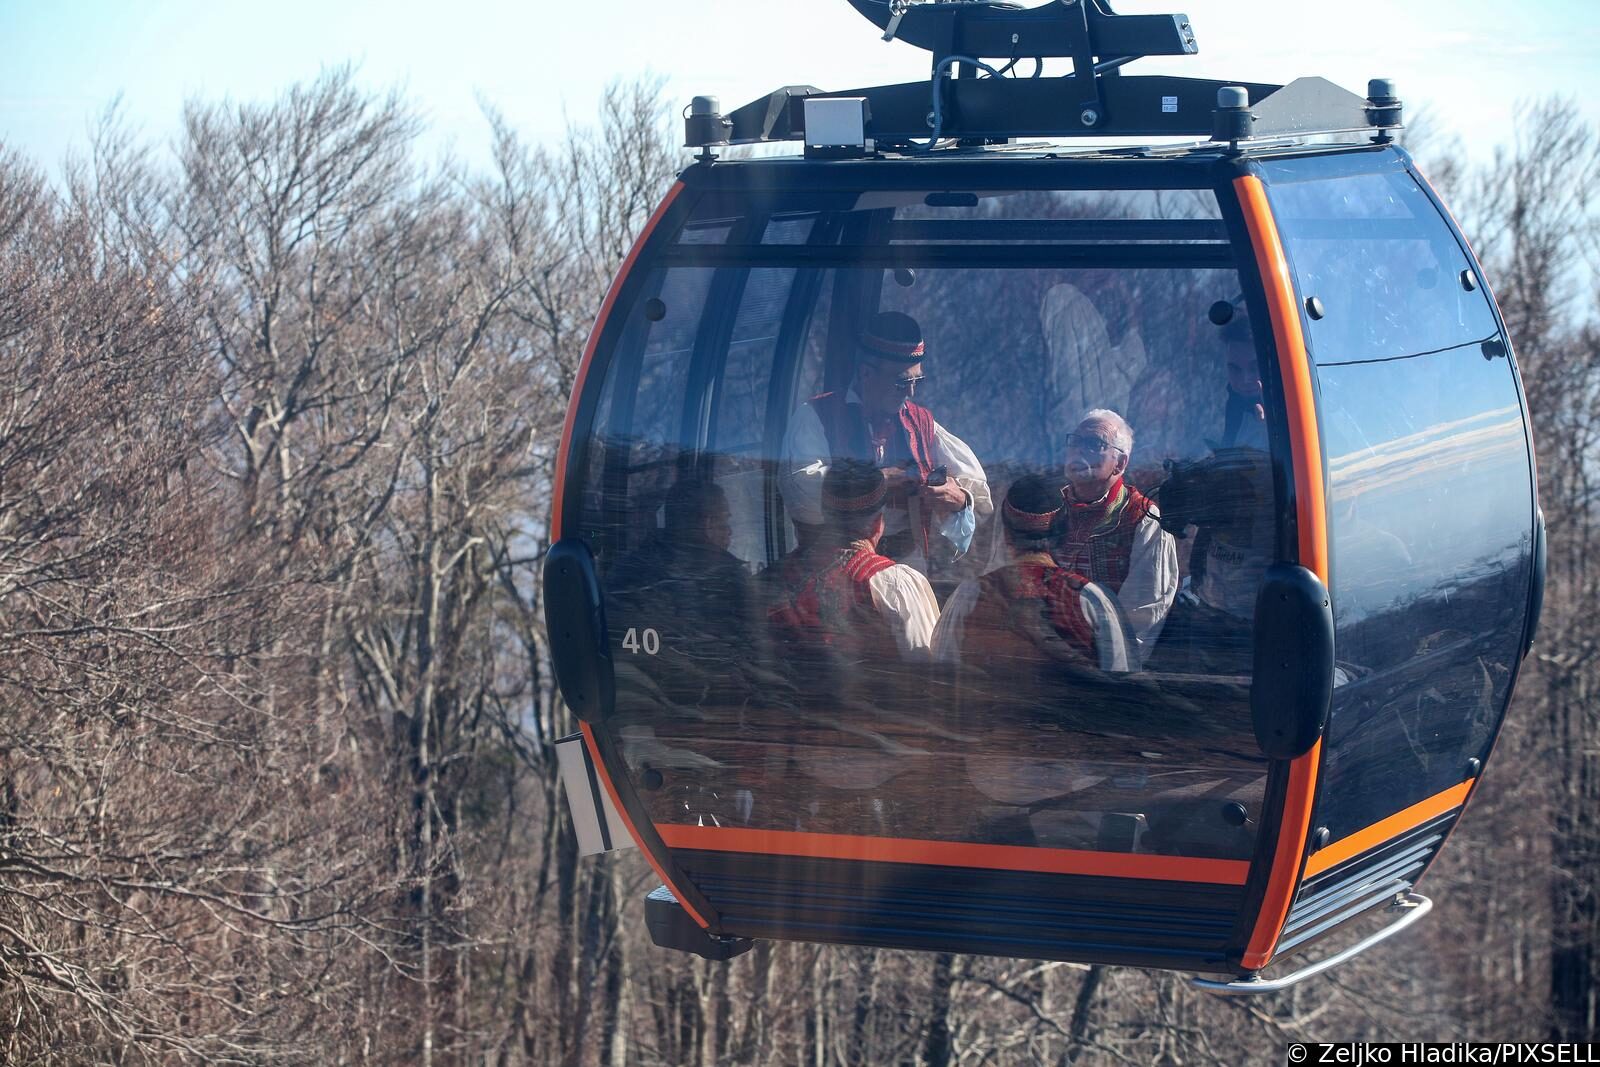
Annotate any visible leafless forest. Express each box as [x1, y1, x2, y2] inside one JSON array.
[[0, 73, 1595, 1064]]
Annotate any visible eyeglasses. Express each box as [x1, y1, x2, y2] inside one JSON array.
[[892, 375, 924, 393], [1065, 432, 1124, 458]]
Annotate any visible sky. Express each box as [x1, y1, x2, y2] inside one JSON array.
[[2, 0, 1598, 172]]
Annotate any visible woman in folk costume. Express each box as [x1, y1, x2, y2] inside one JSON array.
[[780, 311, 991, 573], [934, 474, 1129, 673], [1055, 409, 1178, 667]]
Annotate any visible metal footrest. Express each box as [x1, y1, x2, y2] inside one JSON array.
[[1191, 893, 1433, 995]]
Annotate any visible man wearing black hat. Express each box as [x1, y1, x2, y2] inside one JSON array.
[[767, 459, 941, 663], [934, 474, 1129, 672], [780, 310, 991, 573]]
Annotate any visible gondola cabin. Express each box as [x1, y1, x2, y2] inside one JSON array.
[[545, 0, 1543, 991]]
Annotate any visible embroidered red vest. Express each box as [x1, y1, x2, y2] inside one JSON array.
[[768, 546, 898, 651], [809, 393, 940, 558], [960, 560, 1097, 666], [809, 392, 938, 479], [1054, 480, 1155, 594]]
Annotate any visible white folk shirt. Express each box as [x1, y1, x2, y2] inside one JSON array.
[[1117, 511, 1180, 666], [867, 562, 942, 662], [787, 557, 942, 791], [780, 389, 994, 555]]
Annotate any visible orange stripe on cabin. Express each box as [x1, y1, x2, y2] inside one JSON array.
[[655, 825, 1251, 885], [1241, 743, 1321, 970], [550, 181, 686, 539], [1233, 174, 1329, 972], [581, 723, 714, 928], [1302, 780, 1474, 879]]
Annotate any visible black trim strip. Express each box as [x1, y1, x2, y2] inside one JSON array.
[[1314, 333, 1499, 368], [659, 243, 1235, 269], [1210, 152, 1309, 968], [684, 157, 1226, 194], [885, 218, 1230, 242]]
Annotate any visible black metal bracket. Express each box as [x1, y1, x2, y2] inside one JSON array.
[[845, 0, 1196, 131], [715, 75, 1280, 146], [690, 75, 1402, 150]]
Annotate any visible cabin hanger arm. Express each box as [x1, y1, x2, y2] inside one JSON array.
[[845, 0, 1198, 129], [844, 0, 1197, 68]]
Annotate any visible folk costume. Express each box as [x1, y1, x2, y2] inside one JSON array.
[[935, 486, 1129, 672], [780, 315, 990, 572], [767, 461, 941, 795], [767, 465, 940, 663], [1054, 476, 1177, 667], [944, 479, 1131, 827]]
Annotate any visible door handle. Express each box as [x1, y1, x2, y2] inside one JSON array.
[[1251, 562, 1334, 759]]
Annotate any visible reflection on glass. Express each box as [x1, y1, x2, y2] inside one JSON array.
[[1316, 344, 1532, 840], [1262, 157, 1497, 366], [578, 188, 1280, 864], [1261, 154, 1533, 844]]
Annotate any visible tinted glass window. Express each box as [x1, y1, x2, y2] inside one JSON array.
[[1262, 154, 1534, 843], [1315, 342, 1532, 840], [575, 186, 1283, 867], [1262, 155, 1498, 365], [711, 266, 789, 455]]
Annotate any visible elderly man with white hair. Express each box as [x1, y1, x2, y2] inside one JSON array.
[[1055, 408, 1178, 666]]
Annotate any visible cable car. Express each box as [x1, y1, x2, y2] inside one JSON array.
[[545, 0, 1544, 991]]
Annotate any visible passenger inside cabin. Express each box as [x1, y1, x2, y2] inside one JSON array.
[[765, 462, 944, 807], [933, 473, 1129, 672], [1219, 310, 1269, 450], [1055, 409, 1178, 667], [766, 459, 941, 664], [1147, 448, 1275, 674], [780, 311, 992, 575], [607, 477, 761, 693], [1147, 308, 1275, 674], [610, 478, 742, 594]]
